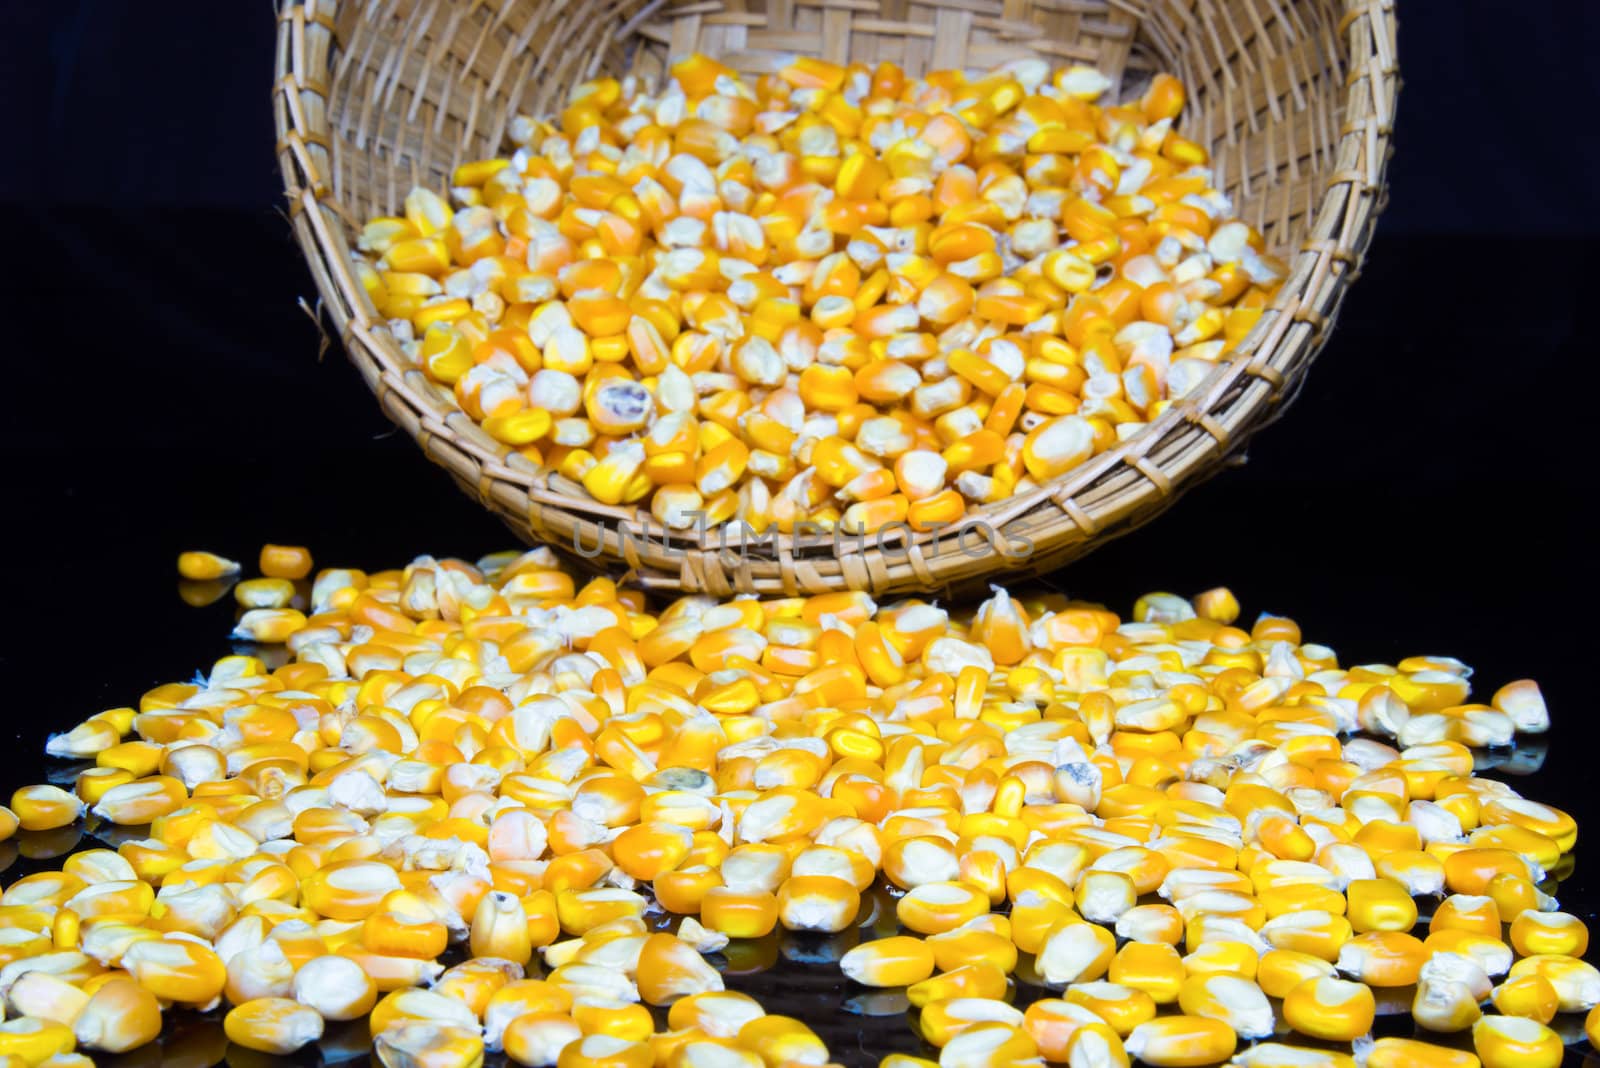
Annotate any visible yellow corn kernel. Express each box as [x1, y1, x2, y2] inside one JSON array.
[[288, 952, 374, 1023], [1335, 930, 1427, 987], [1472, 1015, 1563, 1068], [1118, 1015, 1233, 1067], [0, 1018, 75, 1065], [698, 888, 778, 940], [552, 888, 645, 937], [1431, 894, 1501, 938], [302, 860, 404, 921], [6, 973, 88, 1028], [1413, 976, 1483, 1033], [424, 962, 513, 1023], [470, 891, 534, 965], [231, 607, 308, 643], [923, 1021, 1036, 1067], [258, 543, 313, 580], [774, 875, 859, 933], [926, 926, 1017, 976], [224, 997, 325, 1055], [1491, 973, 1559, 1024], [1175, 974, 1272, 1040], [904, 960, 1008, 1009], [895, 882, 990, 935], [1506, 953, 1600, 1013], [1015, 999, 1099, 1063], [503, 1013, 583, 1065], [839, 936, 936, 988], [120, 937, 226, 1007], [370, 988, 479, 1037], [1280, 976, 1374, 1042], [374, 1023, 486, 1068], [1364, 1039, 1478, 1068], [1509, 910, 1588, 957], [1036, 920, 1117, 986], [1063, 981, 1156, 1037], [636, 933, 723, 1006], [1108, 940, 1185, 1003], [9, 786, 83, 832], [177, 550, 241, 580], [733, 1015, 825, 1068], [69, 977, 161, 1054], [1345, 878, 1418, 933]]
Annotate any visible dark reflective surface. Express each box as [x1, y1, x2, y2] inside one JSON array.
[[2, 208, 1594, 1067], [0, 562, 1591, 1066], [0, 735, 1586, 1068]]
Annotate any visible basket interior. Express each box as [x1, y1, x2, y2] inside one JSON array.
[[310, 0, 1355, 258]]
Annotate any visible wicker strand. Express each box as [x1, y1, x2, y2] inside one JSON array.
[[273, 0, 1398, 597]]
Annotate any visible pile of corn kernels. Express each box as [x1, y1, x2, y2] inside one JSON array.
[[354, 55, 1285, 535], [0, 543, 1587, 1068]]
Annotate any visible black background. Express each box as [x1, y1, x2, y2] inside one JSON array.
[[1, 2, 1599, 1064]]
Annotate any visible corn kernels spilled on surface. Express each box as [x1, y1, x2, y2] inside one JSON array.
[[0, 546, 1582, 1067], [355, 55, 1287, 533]]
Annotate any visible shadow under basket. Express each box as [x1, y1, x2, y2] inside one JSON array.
[[274, 0, 1397, 597]]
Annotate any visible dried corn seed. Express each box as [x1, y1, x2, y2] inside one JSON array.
[[0, 1018, 75, 1065], [353, 57, 1284, 528], [70, 977, 160, 1054], [503, 1013, 582, 1066], [837, 936, 934, 988], [259, 544, 314, 580], [177, 551, 241, 580], [1281, 977, 1375, 1042], [224, 997, 325, 1055], [1472, 1014, 1563, 1068], [1123, 1015, 1235, 1067], [374, 1023, 485, 1068], [1, 550, 1587, 1068], [292, 953, 378, 1021]]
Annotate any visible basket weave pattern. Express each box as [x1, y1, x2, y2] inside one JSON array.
[[274, 0, 1397, 596]]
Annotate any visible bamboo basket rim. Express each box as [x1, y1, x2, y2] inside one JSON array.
[[273, 0, 1399, 597]]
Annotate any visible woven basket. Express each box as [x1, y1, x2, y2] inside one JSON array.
[[274, 0, 1397, 597]]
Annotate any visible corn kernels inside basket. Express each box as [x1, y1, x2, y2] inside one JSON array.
[[0, 543, 1587, 1068], [354, 54, 1287, 537]]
